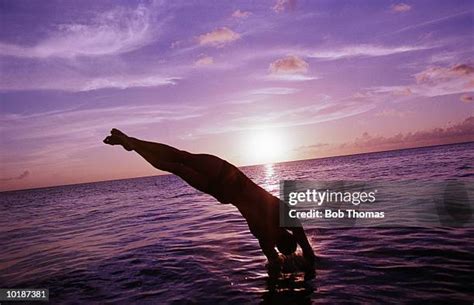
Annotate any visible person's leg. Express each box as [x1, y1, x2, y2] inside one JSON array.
[[132, 141, 224, 178], [114, 129, 225, 175], [287, 226, 315, 262], [103, 129, 222, 192]]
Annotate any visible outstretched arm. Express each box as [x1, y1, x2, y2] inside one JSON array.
[[288, 226, 315, 261], [259, 238, 281, 264]]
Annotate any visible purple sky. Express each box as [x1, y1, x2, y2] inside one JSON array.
[[1, 0, 473, 191]]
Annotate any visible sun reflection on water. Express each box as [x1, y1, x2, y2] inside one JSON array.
[[263, 163, 279, 195]]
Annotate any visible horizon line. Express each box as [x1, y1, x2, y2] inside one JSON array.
[[1, 140, 472, 194]]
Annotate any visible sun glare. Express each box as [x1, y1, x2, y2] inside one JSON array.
[[244, 129, 286, 165]]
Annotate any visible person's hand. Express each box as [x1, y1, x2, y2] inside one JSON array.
[[267, 254, 284, 275], [269, 254, 284, 266]]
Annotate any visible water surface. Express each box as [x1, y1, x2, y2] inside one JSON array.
[[1, 142, 473, 304]]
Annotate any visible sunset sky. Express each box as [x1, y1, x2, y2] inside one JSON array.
[[1, 0, 473, 191]]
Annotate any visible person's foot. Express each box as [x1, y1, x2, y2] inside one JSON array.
[[110, 128, 128, 138], [103, 128, 133, 151]]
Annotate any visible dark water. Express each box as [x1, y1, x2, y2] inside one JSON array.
[[1, 143, 473, 304]]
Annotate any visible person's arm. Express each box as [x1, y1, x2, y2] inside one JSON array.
[[258, 238, 281, 266], [288, 226, 315, 262]]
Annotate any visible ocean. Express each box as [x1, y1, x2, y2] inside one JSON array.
[[1, 142, 473, 304]]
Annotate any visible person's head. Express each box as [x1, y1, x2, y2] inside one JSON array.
[[276, 229, 297, 255]]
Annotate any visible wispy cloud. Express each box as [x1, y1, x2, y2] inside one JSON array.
[[0, 103, 204, 174], [272, 0, 297, 13], [197, 27, 241, 47], [194, 55, 214, 66], [0, 170, 30, 182], [309, 44, 430, 60], [222, 87, 299, 105], [0, 5, 154, 59], [197, 97, 374, 135], [232, 10, 252, 18], [410, 63, 474, 97], [414, 64, 474, 83], [363, 86, 413, 97], [80, 75, 180, 91], [387, 10, 472, 36], [375, 109, 412, 118], [360, 63, 474, 100], [0, 104, 203, 142], [249, 87, 299, 95], [267, 74, 317, 81], [391, 3, 412, 13], [0, 73, 180, 92]]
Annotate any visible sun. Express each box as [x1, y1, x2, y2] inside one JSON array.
[[244, 129, 286, 164]]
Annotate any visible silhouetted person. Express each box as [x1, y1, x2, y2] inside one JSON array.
[[104, 128, 315, 270]]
